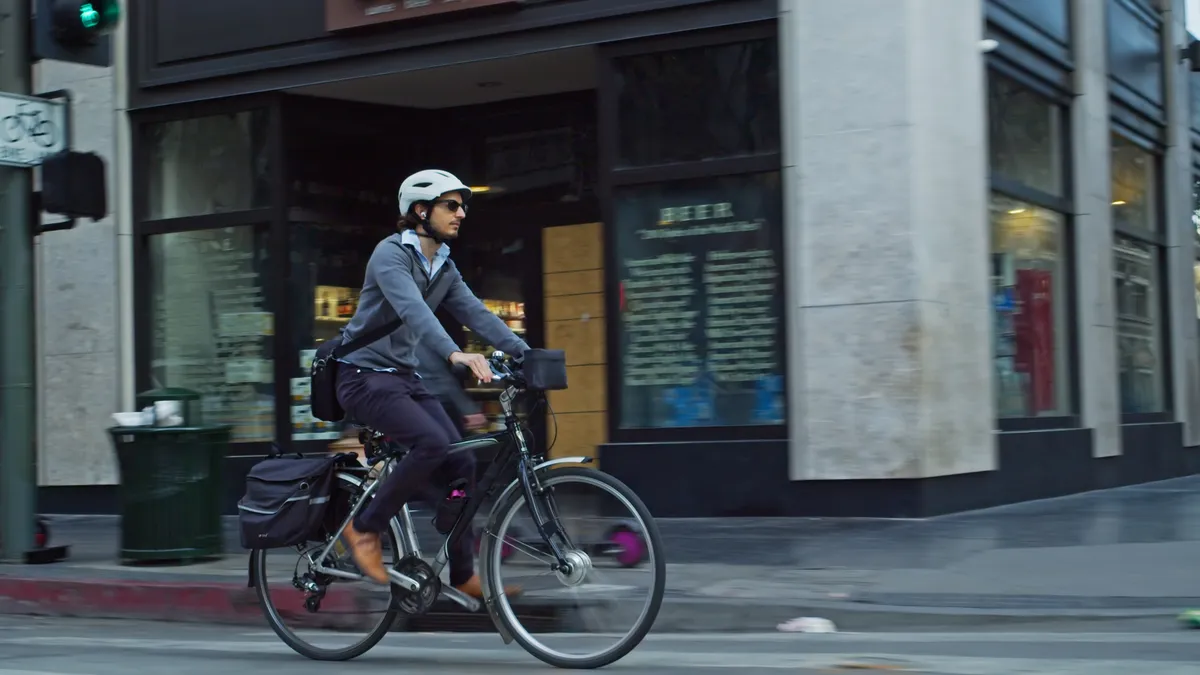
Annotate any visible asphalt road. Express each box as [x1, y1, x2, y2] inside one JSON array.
[[0, 616, 1196, 674]]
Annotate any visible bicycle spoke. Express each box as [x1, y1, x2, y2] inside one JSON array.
[[483, 468, 665, 669], [484, 529, 557, 566]]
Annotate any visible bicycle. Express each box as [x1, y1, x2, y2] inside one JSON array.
[[249, 350, 665, 669], [1, 102, 57, 148]]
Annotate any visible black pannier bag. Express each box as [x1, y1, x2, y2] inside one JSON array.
[[237, 452, 351, 549], [522, 348, 569, 391]]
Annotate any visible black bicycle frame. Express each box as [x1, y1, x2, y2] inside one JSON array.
[[434, 392, 573, 572]]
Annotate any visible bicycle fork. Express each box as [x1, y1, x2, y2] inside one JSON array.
[[309, 467, 482, 613]]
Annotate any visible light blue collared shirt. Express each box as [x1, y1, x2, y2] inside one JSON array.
[[401, 228, 450, 281]]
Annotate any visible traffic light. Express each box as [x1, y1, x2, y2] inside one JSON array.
[[40, 150, 107, 223], [32, 0, 122, 67]]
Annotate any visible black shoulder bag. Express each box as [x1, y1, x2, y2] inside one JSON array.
[[309, 248, 452, 422]]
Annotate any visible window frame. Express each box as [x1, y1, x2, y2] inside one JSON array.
[[1109, 111, 1172, 423], [598, 22, 787, 444], [985, 55, 1081, 432], [131, 94, 290, 455]]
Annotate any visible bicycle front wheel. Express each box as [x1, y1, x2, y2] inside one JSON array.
[[481, 466, 665, 669]]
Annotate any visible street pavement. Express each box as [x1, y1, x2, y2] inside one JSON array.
[[0, 615, 1196, 674], [2, 474, 1200, 631]]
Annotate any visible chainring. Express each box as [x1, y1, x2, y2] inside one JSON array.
[[393, 555, 441, 615]]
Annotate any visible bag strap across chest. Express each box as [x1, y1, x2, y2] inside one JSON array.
[[331, 241, 454, 360]]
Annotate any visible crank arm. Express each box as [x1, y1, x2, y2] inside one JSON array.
[[311, 563, 422, 592], [441, 585, 482, 612]]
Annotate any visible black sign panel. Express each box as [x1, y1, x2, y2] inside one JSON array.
[[614, 172, 785, 429], [1107, 0, 1165, 111], [991, 0, 1070, 46]]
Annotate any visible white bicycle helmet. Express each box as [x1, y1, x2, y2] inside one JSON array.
[[398, 169, 472, 216]]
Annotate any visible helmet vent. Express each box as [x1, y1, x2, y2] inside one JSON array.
[[413, 181, 433, 188]]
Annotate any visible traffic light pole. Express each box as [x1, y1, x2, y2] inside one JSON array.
[[0, 0, 37, 562]]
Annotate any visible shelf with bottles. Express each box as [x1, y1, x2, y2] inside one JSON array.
[[464, 299, 525, 355], [314, 285, 359, 324]]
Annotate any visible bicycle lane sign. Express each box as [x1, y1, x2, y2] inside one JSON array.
[[0, 92, 67, 168]]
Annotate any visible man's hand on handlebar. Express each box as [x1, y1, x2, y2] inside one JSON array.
[[449, 351, 492, 383]]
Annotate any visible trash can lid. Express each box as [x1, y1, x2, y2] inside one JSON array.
[[136, 387, 201, 402]]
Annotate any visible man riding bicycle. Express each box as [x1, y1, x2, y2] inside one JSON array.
[[336, 168, 527, 598]]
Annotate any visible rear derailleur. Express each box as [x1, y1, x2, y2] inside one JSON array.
[[294, 572, 330, 613], [295, 543, 337, 613]]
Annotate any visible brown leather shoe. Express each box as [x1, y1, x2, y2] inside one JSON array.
[[343, 522, 389, 584], [455, 573, 521, 599]]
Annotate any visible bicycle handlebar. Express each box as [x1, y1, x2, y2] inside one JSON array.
[[447, 351, 524, 386]]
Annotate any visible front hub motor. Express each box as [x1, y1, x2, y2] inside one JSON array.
[[554, 549, 592, 587]]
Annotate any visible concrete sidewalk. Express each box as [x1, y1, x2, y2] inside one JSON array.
[[3, 475, 1199, 631]]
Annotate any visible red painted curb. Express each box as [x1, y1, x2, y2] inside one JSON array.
[[0, 577, 363, 629]]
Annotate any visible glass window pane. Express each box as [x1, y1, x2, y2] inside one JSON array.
[[1111, 132, 1159, 233], [148, 226, 275, 442], [1193, 173, 1200, 249], [146, 110, 271, 220], [988, 74, 1065, 196], [989, 194, 1072, 417], [615, 172, 785, 429], [1113, 234, 1165, 414], [615, 38, 780, 167], [1193, 259, 1200, 321], [287, 218, 379, 443]]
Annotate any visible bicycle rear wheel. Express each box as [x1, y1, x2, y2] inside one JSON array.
[[251, 472, 402, 661], [480, 467, 665, 669]]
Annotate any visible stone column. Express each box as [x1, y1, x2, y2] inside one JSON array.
[[1070, 0, 1123, 458], [33, 55, 121, 486], [779, 0, 995, 481], [1162, 0, 1200, 446]]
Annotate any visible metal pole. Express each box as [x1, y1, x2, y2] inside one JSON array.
[[0, 0, 36, 562]]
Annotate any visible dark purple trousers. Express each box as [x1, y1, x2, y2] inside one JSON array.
[[336, 365, 476, 586]]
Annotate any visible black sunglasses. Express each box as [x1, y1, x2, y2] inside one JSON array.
[[433, 198, 468, 214]]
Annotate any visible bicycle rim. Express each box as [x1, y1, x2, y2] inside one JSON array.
[[252, 474, 401, 661], [483, 467, 666, 669]]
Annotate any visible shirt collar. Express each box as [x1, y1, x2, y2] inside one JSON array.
[[401, 228, 450, 261]]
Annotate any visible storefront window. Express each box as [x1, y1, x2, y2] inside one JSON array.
[[1193, 173, 1200, 323], [148, 226, 275, 442], [287, 217, 383, 442], [1111, 132, 1158, 234], [990, 195, 1072, 418], [986, 70, 1073, 420], [988, 74, 1064, 196], [614, 171, 785, 429], [1114, 235, 1164, 413], [614, 38, 780, 168], [1111, 132, 1164, 414], [146, 110, 271, 220]]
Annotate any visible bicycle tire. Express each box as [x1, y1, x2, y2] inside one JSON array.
[[251, 473, 402, 662], [481, 466, 666, 669]]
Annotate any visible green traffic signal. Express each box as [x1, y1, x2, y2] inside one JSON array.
[[52, 0, 120, 43], [80, 3, 100, 28]]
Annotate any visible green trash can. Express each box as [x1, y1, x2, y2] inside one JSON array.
[[107, 416, 230, 564]]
